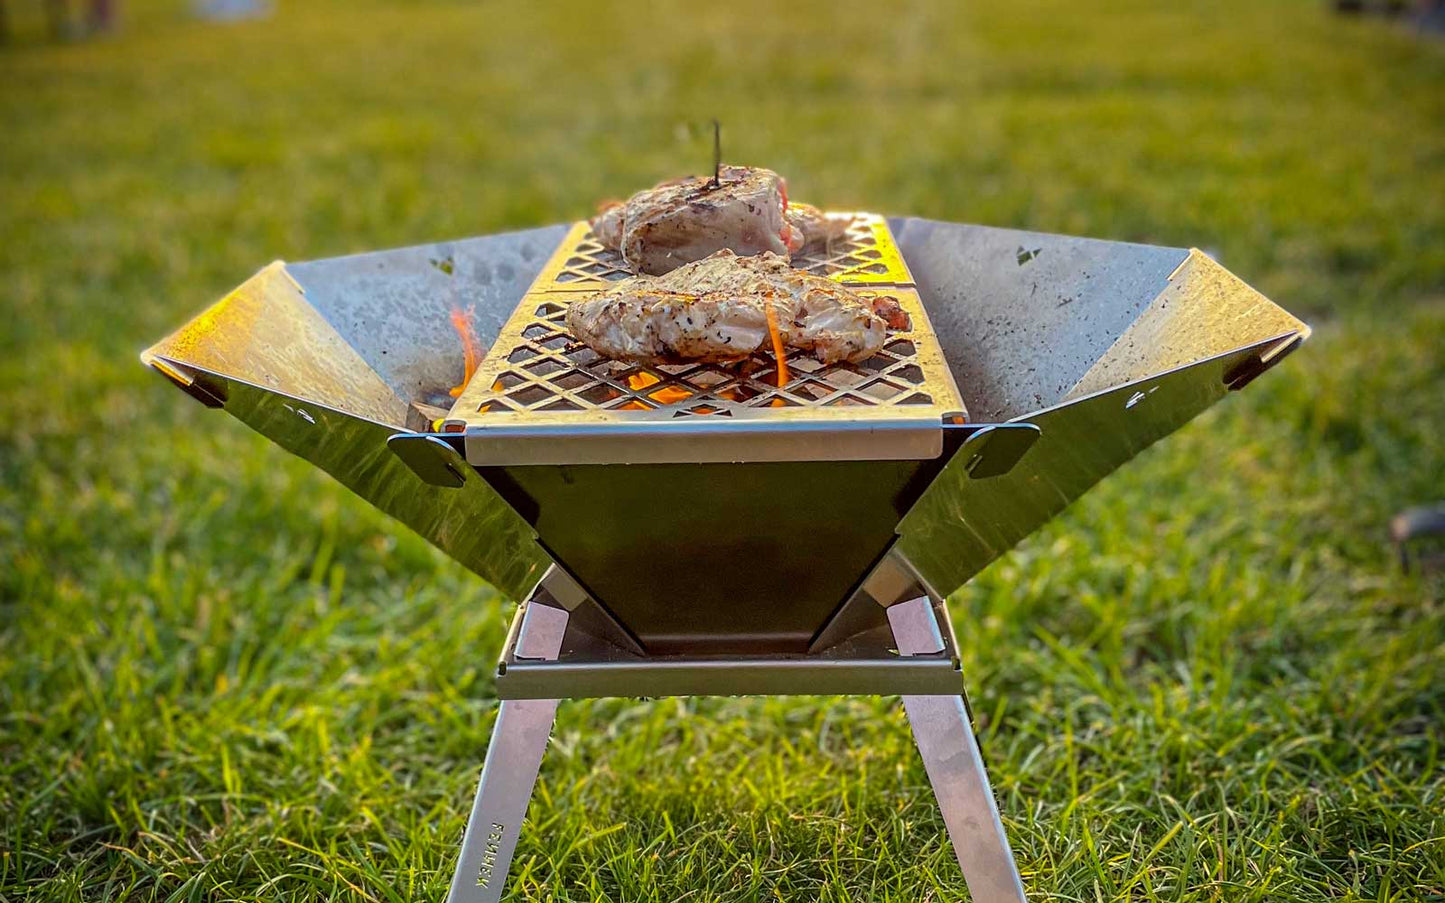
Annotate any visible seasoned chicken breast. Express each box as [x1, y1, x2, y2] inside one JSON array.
[[565, 250, 902, 366], [590, 165, 805, 275]]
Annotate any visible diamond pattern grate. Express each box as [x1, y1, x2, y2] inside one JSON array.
[[529, 213, 912, 292], [456, 293, 940, 420], [445, 213, 961, 431]]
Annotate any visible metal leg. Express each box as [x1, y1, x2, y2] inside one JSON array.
[[446, 697, 559, 903], [447, 581, 1023, 901], [446, 602, 569, 903], [891, 597, 1027, 903]]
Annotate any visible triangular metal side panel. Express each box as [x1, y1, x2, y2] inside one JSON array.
[[889, 217, 1192, 421], [143, 261, 408, 427], [287, 225, 571, 409], [141, 230, 574, 601], [1067, 249, 1311, 399], [896, 336, 1296, 598]]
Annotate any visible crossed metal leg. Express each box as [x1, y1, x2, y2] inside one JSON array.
[[904, 696, 1028, 902], [445, 603, 568, 903], [446, 594, 1026, 903], [891, 596, 1028, 903]]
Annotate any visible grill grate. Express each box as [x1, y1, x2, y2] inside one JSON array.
[[445, 213, 963, 432], [529, 213, 914, 291], [458, 292, 940, 419]]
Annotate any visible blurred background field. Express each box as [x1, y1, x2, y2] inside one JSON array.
[[1, 1, 1442, 900]]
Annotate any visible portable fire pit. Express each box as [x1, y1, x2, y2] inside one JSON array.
[[143, 214, 1307, 903]]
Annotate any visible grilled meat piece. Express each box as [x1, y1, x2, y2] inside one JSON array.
[[867, 294, 911, 331], [590, 165, 805, 275], [591, 200, 625, 249], [785, 202, 852, 249], [565, 250, 894, 366]]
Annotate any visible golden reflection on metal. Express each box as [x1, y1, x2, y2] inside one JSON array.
[[1066, 250, 1311, 400], [143, 261, 407, 428]]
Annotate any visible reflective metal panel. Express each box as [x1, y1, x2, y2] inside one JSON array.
[[889, 217, 1192, 421], [144, 365, 549, 601], [1068, 249, 1309, 398], [475, 456, 944, 654], [288, 226, 570, 410], [142, 229, 567, 597], [143, 261, 409, 427], [895, 335, 1298, 597]]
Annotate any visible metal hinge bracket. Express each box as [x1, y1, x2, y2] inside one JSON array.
[[387, 433, 470, 488]]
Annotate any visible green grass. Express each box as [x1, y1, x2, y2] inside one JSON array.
[[2, 0, 1443, 899]]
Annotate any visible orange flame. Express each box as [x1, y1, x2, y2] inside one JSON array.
[[652, 386, 693, 404], [448, 306, 481, 398], [763, 299, 789, 389], [626, 372, 691, 405]]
